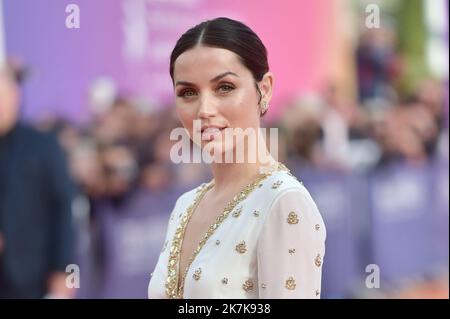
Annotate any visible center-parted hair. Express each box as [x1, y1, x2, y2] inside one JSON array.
[[170, 17, 269, 88]]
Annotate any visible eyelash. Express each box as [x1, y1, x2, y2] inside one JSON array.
[[177, 89, 196, 98], [177, 84, 235, 98], [217, 84, 235, 93]]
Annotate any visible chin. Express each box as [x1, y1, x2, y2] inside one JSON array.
[[201, 139, 236, 163]]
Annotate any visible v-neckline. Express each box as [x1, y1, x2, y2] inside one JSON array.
[[165, 162, 289, 299]]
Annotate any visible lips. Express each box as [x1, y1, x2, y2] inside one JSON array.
[[200, 125, 226, 141]]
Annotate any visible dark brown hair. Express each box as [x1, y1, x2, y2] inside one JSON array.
[[169, 17, 269, 104]]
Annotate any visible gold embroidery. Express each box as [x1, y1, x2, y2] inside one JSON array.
[[315, 254, 322, 267], [272, 180, 283, 189], [285, 277, 296, 290], [242, 279, 254, 291], [253, 210, 260, 217], [193, 268, 201, 280], [195, 183, 207, 193], [221, 278, 228, 285], [165, 182, 212, 299], [165, 163, 289, 299], [235, 241, 247, 254], [232, 206, 242, 218], [287, 211, 299, 224]]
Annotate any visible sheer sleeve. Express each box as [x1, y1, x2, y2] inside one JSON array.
[[257, 187, 326, 298]]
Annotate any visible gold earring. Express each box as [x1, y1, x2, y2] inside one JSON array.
[[260, 100, 268, 115]]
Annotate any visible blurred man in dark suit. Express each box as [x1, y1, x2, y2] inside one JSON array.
[[0, 60, 76, 298]]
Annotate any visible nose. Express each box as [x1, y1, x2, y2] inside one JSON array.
[[197, 93, 218, 119]]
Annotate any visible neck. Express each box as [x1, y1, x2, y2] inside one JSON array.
[[209, 130, 278, 192], [210, 162, 259, 188]]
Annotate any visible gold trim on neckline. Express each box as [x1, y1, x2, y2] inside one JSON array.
[[165, 162, 289, 299]]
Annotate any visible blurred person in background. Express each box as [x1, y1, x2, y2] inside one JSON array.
[[279, 96, 324, 169], [356, 26, 402, 104], [0, 60, 76, 298]]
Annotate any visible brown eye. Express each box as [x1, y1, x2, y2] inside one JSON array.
[[178, 88, 197, 98], [217, 84, 235, 93]]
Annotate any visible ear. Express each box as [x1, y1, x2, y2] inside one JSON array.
[[258, 72, 274, 105]]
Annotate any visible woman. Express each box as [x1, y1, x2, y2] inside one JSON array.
[[148, 17, 326, 299]]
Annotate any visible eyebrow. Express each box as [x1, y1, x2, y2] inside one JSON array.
[[175, 71, 239, 87]]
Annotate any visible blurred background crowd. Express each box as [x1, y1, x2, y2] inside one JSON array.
[[0, 0, 448, 298]]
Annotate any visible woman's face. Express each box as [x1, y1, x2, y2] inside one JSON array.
[[172, 46, 272, 161]]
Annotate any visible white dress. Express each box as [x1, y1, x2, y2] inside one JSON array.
[[148, 163, 326, 299]]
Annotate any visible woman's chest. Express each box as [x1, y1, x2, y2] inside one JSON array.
[[178, 203, 267, 298]]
